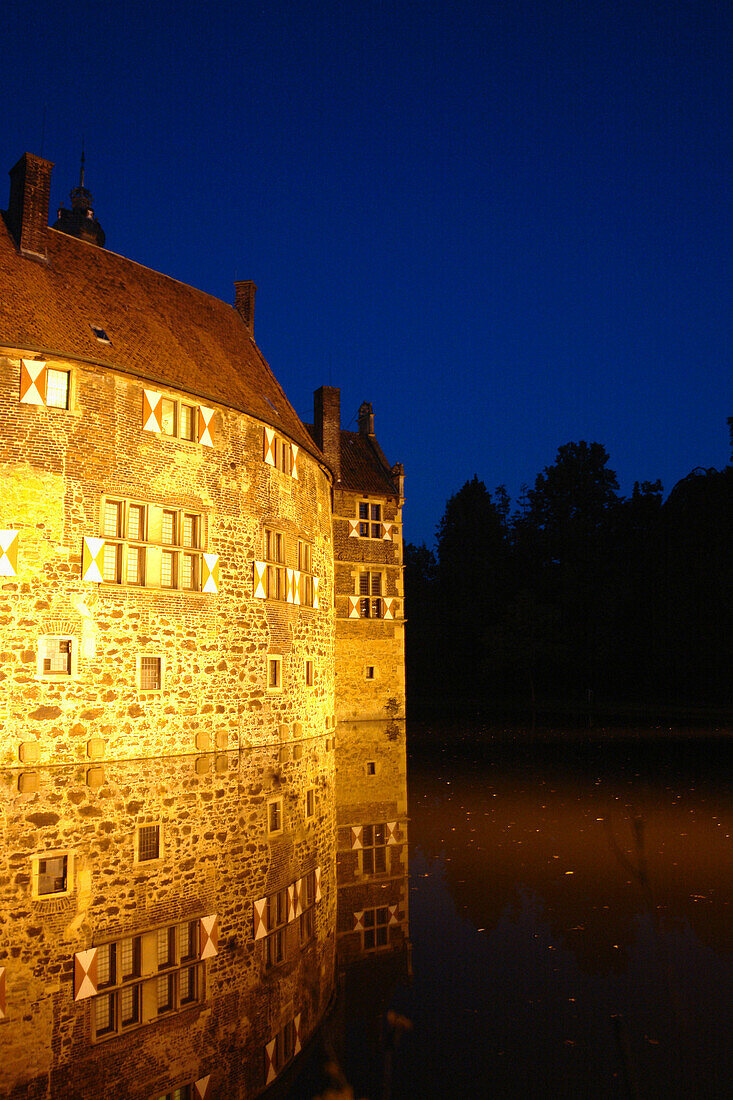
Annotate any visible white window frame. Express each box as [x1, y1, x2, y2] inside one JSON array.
[[267, 654, 283, 693], [31, 850, 74, 899], [36, 635, 78, 680]]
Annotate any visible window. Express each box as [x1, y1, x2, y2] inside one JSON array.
[[305, 659, 314, 687], [264, 528, 285, 600], [267, 1018, 298, 1079], [136, 824, 161, 863], [298, 540, 315, 606], [45, 368, 70, 409], [32, 853, 72, 898], [90, 325, 111, 343], [161, 399, 177, 436], [95, 498, 207, 592], [362, 906, 390, 950], [39, 636, 73, 676], [366, 760, 376, 777], [305, 788, 315, 819], [358, 501, 382, 538], [266, 888, 287, 968], [361, 824, 387, 875], [267, 799, 283, 836], [300, 870, 316, 943], [359, 572, 383, 618], [365, 665, 375, 680], [180, 404, 195, 441], [279, 440, 292, 474], [267, 655, 282, 692], [91, 920, 203, 1042], [138, 655, 163, 692]]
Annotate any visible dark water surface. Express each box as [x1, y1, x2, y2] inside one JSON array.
[[318, 729, 733, 1100]]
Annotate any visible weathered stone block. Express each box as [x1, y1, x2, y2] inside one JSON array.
[[19, 741, 39, 764]]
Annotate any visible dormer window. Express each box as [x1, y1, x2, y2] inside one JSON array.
[[90, 325, 110, 344]]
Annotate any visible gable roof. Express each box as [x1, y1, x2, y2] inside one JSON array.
[[0, 216, 321, 461], [302, 424, 398, 495]]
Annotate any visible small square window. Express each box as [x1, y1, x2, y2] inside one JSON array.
[[267, 799, 283, 835], [366, 761, 376, 777], [267, 655, 282, 691], [139, 655, 162, 691], [46, 368, 70, 409], [35, 853, 70, 896], [305, 659, 314, 687], [365, 665, 375, 680], [136, 824, 161, 862], [306, 788, 315, 819], [39, 636, 73, 677]]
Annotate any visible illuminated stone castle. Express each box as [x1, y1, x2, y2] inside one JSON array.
[[0, 152, 407, 1097]]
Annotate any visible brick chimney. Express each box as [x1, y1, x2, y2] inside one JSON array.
[[234, 280, 256, 334], [6, 152, 54, 258], [358, 401, 374, 437], [313, 386, 341, 483]]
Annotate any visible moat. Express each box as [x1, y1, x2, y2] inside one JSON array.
[[2, 722, 731, 1099]]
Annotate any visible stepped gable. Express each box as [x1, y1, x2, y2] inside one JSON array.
[[0, 214, 318, 460]]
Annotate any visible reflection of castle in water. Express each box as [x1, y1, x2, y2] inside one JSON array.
[[0, 152, 407, 1096]]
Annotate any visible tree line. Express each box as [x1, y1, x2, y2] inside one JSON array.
[[405, 434, 733, 721]]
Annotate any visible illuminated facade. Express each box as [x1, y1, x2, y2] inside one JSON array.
[[0, 152, 405, 1095]]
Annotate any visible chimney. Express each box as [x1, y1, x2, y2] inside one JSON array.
[[6, 152, 54, 258], [358, 401, 374, 437], [234, 280, 256, 334], [314, 386, 341, 482]]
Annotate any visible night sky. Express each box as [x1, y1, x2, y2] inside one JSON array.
[[4, 1, 731, 545]]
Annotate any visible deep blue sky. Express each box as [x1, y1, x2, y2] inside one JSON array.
[[4, 1, 731, 545]]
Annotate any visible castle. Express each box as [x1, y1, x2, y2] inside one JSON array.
[[0, 152, 407, 1096]]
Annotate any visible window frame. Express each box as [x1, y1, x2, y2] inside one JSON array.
[[44, 366, 71, 410], [267, 798, 284, 837], [305, 658, 314, 687], [36, 635, 77, 680], [98, 497, 206, 593], [305, 788, 315, 819], [360, 823, 388, 876], [136, 654, 164, 693], [134, 823, 163, 865], [362, 905, 390, 951], [356, 500, 383, 539], [31, 850, 74, 899], [267, 654, 283, 693]]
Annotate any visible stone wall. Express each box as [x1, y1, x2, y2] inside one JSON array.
[[0, 743, 336, 1098], [0, 352, 335, 766]]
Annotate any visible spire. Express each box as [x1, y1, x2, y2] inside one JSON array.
[[52, 145, 106, 247]]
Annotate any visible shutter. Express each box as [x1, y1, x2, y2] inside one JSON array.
[[147, 505, 163, 545], [351, 826, 363, 850], [292, 569, 301, 606], [142, 389, 163, 432], [194, 1077, 211, 1099], [291, 444, 300, 479], [294, 1012, 302, 1054], [348, 520, 359, 538], [82, 537, 105, 583], [0, 966, 5, 1020], [295, 878, 303, 918], [263, 427, 276, 466], [202, 553, 219, 594], [74, 947, 98, 1000], [388, 905, 399, 926], [146, 545, 162, 589], [199, 914, 219, 959], [253, 561, 267, 599], [198, 405, 214, 447], [287, 882, 298, 923], [353, 911, 365, 932], [383, 597, 394, 619], [348, 596, 360, 618], [312, 576, 320, 610], [315, 866, 321, 902], [265, 1038, 277, 1084], [386, 822, 398, 845], [286, 568, 294, 604], [20, 359, 47, 405], [253, 897, 268, 940], [381, 522, 392, 540], [0, 530, 19, 577]]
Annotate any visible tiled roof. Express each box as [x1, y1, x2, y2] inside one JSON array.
[[339, 429, 398, 495], [0, 218, 320, 460]]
